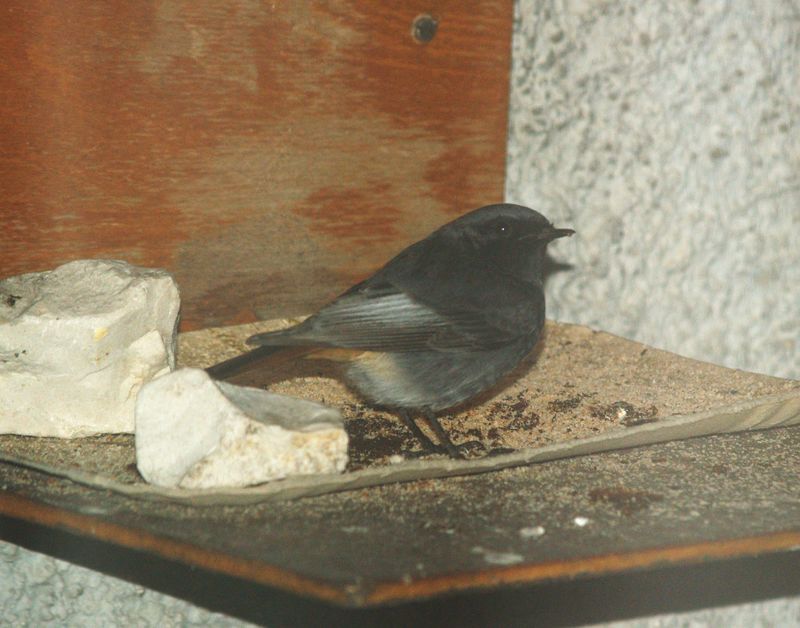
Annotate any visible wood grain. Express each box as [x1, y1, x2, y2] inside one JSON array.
[[0, 1, 513, 329]]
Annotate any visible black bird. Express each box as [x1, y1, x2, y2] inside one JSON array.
[[206, 203, 574, 458]]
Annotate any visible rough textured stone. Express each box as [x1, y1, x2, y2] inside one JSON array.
[[0, 259, 179, 437], [135, 368, 347, 489]]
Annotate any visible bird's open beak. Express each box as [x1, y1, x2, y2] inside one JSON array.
[[524, 226, 575, 242], [545, 227, 575, 241]]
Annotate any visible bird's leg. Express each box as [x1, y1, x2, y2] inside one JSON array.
[[422, 411, 465, 460], [398, 411, 443, 454]]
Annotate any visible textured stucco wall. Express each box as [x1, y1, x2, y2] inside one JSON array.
[[0, 540, 252, 627], [507, 0, 800, 380], [3, 1, 799, 626]]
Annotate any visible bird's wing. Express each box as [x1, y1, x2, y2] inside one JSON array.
[[247, 279, 540, 353]]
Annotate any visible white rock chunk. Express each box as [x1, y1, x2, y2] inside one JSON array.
[[0, 259, 179, 437], [135, 368, 348, 489]]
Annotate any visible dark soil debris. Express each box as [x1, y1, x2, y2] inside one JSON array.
[[507, 412, 541, 431], [344, 408, 418, 470], [547, 394, 588, 413], [485, 391, 541, 431], [460, 428, 483, 441]]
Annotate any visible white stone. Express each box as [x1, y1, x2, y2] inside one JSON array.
[[0, 260, 180, 437], [134, 368, 348, 489]]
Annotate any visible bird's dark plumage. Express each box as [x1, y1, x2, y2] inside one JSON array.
[[206, 203, 574, 457]]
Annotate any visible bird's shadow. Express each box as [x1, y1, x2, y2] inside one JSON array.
[[543, 253, 574, 282]]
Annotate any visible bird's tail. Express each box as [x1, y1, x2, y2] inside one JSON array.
[[206, 325, 320, 380], [205, 344, 288, 380]]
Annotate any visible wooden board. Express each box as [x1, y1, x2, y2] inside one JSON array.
[[2, 427, 800, 624], [0, 1, 513, 329], [1, 324, 799, 623]]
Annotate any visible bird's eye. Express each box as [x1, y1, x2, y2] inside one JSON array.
[[495, 221, 512, 236]]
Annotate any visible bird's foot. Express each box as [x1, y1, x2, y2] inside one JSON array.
[[450, 439, 486, 459]]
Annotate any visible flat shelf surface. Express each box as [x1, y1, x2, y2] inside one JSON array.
[[2, 426, 800, 607]]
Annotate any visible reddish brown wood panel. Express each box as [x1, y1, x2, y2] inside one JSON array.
[[0, 1, 513, 329]]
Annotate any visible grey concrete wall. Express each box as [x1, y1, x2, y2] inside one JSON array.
[[0, 540, 252, 627], [507, 0, 800, 380], [588, 595, 800, 627], [3, 1, 798, 626]]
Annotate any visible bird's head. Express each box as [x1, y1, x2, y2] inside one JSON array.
[[437, 203, 574, 281]]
